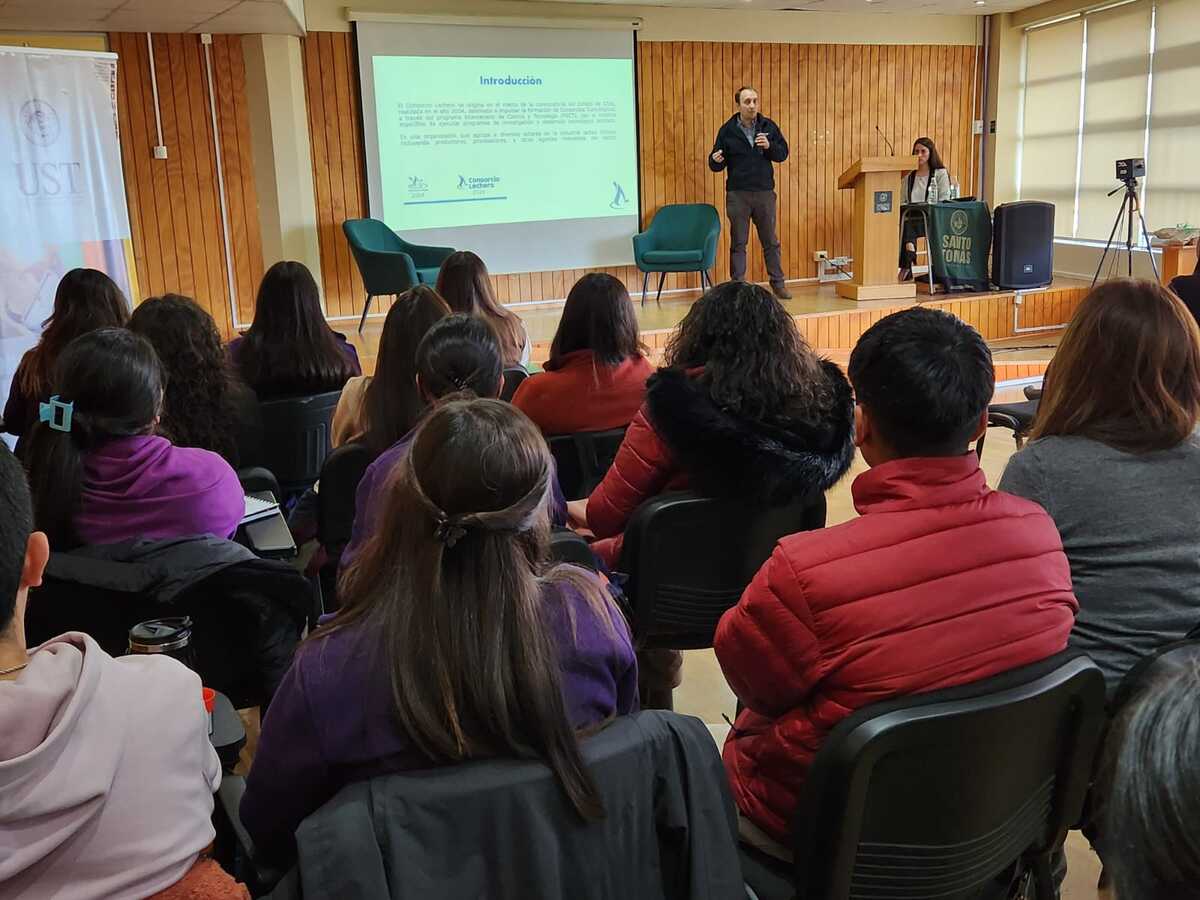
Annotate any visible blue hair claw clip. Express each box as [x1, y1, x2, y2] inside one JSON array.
[[38, 395, 73, 433]]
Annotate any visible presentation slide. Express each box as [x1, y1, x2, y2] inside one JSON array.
[[372, 56, 639, 232]]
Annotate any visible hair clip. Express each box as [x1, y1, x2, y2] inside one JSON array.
[[433, 515, 468, 549], [38, 395, 73, 433]]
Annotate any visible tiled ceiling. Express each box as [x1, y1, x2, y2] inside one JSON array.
[[0, 0, 303, 35], [540, 0, 1038, 12]]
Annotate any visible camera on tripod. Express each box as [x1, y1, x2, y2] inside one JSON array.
[[1116, 157, 1146, 185]]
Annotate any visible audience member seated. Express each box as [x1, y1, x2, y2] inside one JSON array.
[[512, 272, 654, 435], [240, 398, 638, 860], [229, 260, 360, 401], [1167, 248, 1200, 325], [576, 280, 855, 568], [1000, 278, 1200, 696], [23, 329, 243, 549], [436, 249, 531, 368], [3, 268, 128, 438], [0, 443, 246, 899], [1103, 665, 1200, 900], [129, 294, 263, 468], [715, 307, 1078, 852], [330, 284, 449, 450]]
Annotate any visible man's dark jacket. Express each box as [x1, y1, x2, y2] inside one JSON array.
[[708, 113, 789, 192], [265, 711, 745, 900]]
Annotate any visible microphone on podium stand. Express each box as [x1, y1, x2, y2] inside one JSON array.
[[875, 125, 896, 155]]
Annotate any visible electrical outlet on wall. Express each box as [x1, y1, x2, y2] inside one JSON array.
[[813, 250, 828, 261]]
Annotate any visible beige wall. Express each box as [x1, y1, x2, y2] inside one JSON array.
[[983, 12, 1023, 208], [308, 0, 980, 44]]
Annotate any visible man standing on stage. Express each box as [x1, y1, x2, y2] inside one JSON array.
[[709, 86, 791, 299]]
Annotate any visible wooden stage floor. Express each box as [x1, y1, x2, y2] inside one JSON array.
[[347, 275, 1089, 386]]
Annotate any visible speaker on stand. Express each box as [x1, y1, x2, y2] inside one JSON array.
[[992, 201, 1054, 290]]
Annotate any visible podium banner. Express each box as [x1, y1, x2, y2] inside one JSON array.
[[0, 46, 131, 436], [904, 201, 992, 292]]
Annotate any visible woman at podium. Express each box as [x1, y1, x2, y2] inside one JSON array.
[[899, 137, 952, 280]]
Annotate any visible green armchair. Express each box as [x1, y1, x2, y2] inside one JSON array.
[[342, 218, 454, 332], [632, 204, 721, 305]]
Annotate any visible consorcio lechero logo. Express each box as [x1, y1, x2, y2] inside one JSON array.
[[610, 182, 629, 209], [20, 99, 60, 147]]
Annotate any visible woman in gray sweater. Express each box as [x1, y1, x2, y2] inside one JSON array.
[[1000, 279, 1200, 697]]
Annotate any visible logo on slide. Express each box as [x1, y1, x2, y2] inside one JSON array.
[[20, 99, 60, 147], [407, 175, 428, 197], [610, 182, 629, 210], [458, 175, 467, 189]]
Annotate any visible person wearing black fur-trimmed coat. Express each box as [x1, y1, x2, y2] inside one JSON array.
[[578, 281, 856, 570]]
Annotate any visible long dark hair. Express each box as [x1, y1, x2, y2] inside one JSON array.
[[129, 294, 241, 464], [236, 261, 356, 397], [435, 251, 526, 368], [912, 136, 946, 172], [24, 328, 163, 548], [664, 280, 830, 422], [416, 314, 503, 401], [1105, 665, 1200, 900], [15, 268, 129, 401], [333, 398, 617, 820], [361, 285, 450, 454], [1032, 279, 1200, 453], [548, 273, 644, 369]]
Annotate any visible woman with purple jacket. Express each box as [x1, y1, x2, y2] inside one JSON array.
[[22, 328, 243, 550], [241, 398, 638, 860]]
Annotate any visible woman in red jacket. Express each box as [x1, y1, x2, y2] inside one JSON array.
[[574, 280, 855, 568], [512, 273, 653, 436]]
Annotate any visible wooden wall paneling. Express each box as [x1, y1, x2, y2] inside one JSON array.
[[112, 32, 262, 336]]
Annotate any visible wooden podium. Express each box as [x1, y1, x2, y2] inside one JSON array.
[[836, 156, 919, 301]]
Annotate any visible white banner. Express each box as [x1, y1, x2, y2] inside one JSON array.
[[0, 46, 132, 437]]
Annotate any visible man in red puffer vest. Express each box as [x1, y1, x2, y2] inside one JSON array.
[[714, 307, 1078, 852]]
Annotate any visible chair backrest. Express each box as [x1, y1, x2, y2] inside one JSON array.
[[547, 427, 628, 501], [275, 710, 744, 899], [619, 490, 827, 648], [1110, 633, 1200, 713], [258, 390, 342, 493], [648, 203, 720, 250], [791, 651, 1107, 900], [342, 218, 402, 254], [500, 367, 528, 402], [549, 527, 598, 570], [317, 442, 375, 554]]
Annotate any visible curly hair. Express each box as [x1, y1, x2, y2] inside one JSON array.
[[663, 281, 829, 422], [128, 294, 241, 465]]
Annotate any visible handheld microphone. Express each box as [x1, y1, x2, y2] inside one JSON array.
[[875, 125, 895, 155]]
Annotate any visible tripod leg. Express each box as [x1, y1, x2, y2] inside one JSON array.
[[1126, 191, 1136, 278], [1132, 192, 1161, 282], [1094, 197, 1128, 286]]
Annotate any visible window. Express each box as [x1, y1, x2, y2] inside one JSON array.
[[1017, 0, 1200, 243]]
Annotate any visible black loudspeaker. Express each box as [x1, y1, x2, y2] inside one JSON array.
[[992, 201, 1054, 289]]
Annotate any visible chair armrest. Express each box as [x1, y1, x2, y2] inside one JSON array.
[[632, 231, 655, 260], [215, 775, 288, 893], [357, 248, 419, 289], [407, 243, 455, 267], [702, 224, 721, 268], [238, 467, 280, 501]]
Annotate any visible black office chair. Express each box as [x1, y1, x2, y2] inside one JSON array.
[[976, 385, 1042, 458], [547, 427, 628, 501], [549, 527, 598, 571], [619, 491, 826, 650], [740, 650, 1107, 900], [316, 442, 375, 611], [258, 390, 342, 497], [500, 367, 528, 402]]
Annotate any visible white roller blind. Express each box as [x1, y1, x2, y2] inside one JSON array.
[[1146, 0, 1200, 230], [1020, 18, 1084, 237], [1076, 0, 1153, 241]]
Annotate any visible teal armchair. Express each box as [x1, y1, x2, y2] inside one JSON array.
[[342, 218, 454, 332], [632, 204, 721, 305]]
